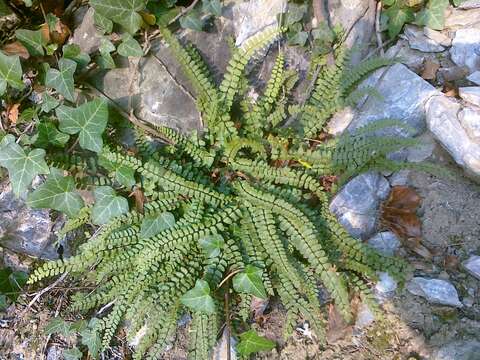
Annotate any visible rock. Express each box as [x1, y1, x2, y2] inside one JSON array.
[[437, 66, 470, 82], [467, 70, 480, 85], [406, 132, 436, 162], [70, 7, 103, 54], [458, 0, 480, 9], [459, 87, 480, 107], [326, 107, 356, 135], [402, 25, 445, 53], [375, 272, 397, 300], [330, 172, 390, 239], [463, 255, 480, 280], [0, 181, 57, 259], [230, 0, 286, 46], [385, 40, 437, 73], [407, 277, 463, 307], [388, 169, 410, 186], [355, 303, 375, 329], [444, 8, 480, 29], [212, 328, 237, 360], [423, 27, 452, 47], [349, 63, 439, 135], [46, 346, 63, 360], [426, 95, 480, 177], [328, 0, 376, 65], [367, 231, 401, 256], [433, 340, 480, 360], [459, 107, 480, 141], [450, 29, 480, 73]]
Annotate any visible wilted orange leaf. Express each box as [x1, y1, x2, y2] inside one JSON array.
[[6, 103, 20, 125], [2, 41, 30, 59]]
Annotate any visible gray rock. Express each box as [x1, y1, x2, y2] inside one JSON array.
[[213, 328, 237, 360], [386, 40, 438, 74], [230, 0, 286, 46], [367, 231, 401, 256], [406, 132, 436, 162], [433, 340, 480, 360], [459, 86, 480, 107], [326, 107, 356, 135], [70, 7, 103, 54], [423, 27, 452, 47], [463, 255, 480, 280], [388, 169, 410, 186], [467, 70, 480, 85], [458, 0, 480, 9], [426, 95, 480, 177], [328, 0, 376, 65], [375, 272, 397, 300], [445, 8, 480, 29], [437, 65, 470, 82], [46, 346, 63, 360], [402, 25, 445, 53], [450, 28, 480, 73], [355, 303, 375, 329], [407, 277, 463, 307], [330, 172, 390, 240], [349, 63, 439, 135], [459, 107, 480, 141], [0, 181, 57, 259]]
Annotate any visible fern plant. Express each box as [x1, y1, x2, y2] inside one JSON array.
[[28, 26, 426, 359]]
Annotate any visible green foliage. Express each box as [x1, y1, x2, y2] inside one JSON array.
[[180, 279, 216, 314], [91, 186, 129, 225], [63, 348, 83, 360], [118, 34, 144, 57], [237, 329, 276, 357], [0, 268, 27, 309], [45, 317, 76, 337], [15, 28, 48, 56], [140, 211, 176, 238], [0, 51, 24, 93], [89, 0, 148, 34], [46, 58, 77, 102], [233, 265, 267, 299]]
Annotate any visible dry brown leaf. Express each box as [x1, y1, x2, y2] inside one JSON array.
[[2, 41, 30, 59], [49, 20, 70, 45], [421, 59, 440, 80], [444, 254, 459, 270], [326, 304, 352, 344], [6, 103, 20, 125], [250, 296, 269, 321], [443, 82, 459, 97], [130, 187, 145, 213]]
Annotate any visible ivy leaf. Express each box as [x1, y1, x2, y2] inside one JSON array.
[[202, 0, 222, 16], [93, 11, 114, 34], [80, 328, 101, 359], [44, 317, 74, 337], [287, 30, 308, 46], [56, 98, 108, 153], [46, 58, 77, 102], [90, 0, 148, 34], [40, 93, 60, 113], [27, 173, 84, 218], [63, 44, 91, 68], [147, 2, 180, 26], [0, 268, 27, 301], [232, 265, 267, 299], [0, 294, 7, 311], [199, 233, 225, 258], [415, 0, 449, 30], [63, 348, 83, 360], [115, 165, 136, 188], [284, 3, 307, 25], [140, 211, 175, 238], [0, 142, 49, 197], [384, 6, 414, 38], [91, 186, 129, 225], [179, 11, 205, 31], [0, 51, 24, 91], [117, 34, 144, 57], [97, 38, 116, 69], [34, 122, 69, 147], [15, 29, 47, 56], [237, 329, 276, 356], [180, 279, 216, 314]]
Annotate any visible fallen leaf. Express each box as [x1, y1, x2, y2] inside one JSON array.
[[443, 82, 459, 97], [2, 41, 30, 59], [131, 187, 145, 213], [50, 20, 70, 45], [444, 254, 459, 271], [6, 103, 20, 125], [251, 296, 269, 321], [326, 304, 352, 344], [421, 59, 440, 80]]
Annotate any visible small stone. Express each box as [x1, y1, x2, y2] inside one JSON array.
[[423, 27, 452, 47], [462, 255, 480, 280], [407, 132, 436, 162], [213, 328, 237, 360], [459, 107, 480, 141], [463, 296, 474, 307], [445, 8, 480, 29], [375, 272, 397, 300], [389, 169, 410, 186], [367, 231, 401, 256], [407, 277, 463, 307], [355, 303, 375, 329], [69, 7, 103, 54], [386, 39, 436, 74], [437, 66, 470, 82], [459, 87, 480, 107], [326, 107, 356, 135], [330, 172, 390, 240], [450, 28, 480, 73], [434, 340, 480, 360], [467, 70, 480, 85], [458, 0, 480, 9], [402, 25, 445, 53], [426, 95, 480, 177]]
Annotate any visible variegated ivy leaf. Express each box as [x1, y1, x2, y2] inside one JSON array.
[[90, 0, 148, 34], [34, 122, 69, 148], [0, 141, 49, 197], [232, 265, 267, 299], [93, 11, 113, 34], [115, 165, 136, 188], [199, 233, 225, 258], [180, 279, 216, 314], [15, 28, 47, 56], [44, 317, 75, 337], [237, 329, 276, 356], [140, 211, 176, 238], [0, 51, 24, 92], [56, 98, 108, 153], [91, 186, 129, 225], [27, 172, 84, 218], [117, 34, 143, 57], [80, 327, 101, 359], [46, 58, 77, 102], [40, 93, 60, 113]]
